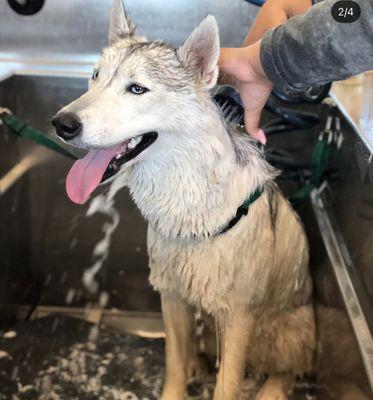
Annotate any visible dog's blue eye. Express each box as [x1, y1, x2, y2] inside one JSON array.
[[128, 84, 148, 95], [92, 69, 99, 81]]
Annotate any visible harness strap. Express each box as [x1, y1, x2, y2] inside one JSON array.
[[216, 187, 264, 235], [289, 136, 332, 205]]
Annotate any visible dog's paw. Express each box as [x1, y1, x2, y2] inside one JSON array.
[[255, 377, 289, 400], [161, 386, 185, 400], [161, 392, 184, 400], [255, 388, 287, 400], [187, 355, 209, 379], [161, 395, 181, 400]]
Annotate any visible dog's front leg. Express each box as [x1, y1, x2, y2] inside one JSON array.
[[161, 293, 195, 400], [213, 309, 254, 400]]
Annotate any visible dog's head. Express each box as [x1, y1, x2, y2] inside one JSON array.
[[52, 0, 220, 204]]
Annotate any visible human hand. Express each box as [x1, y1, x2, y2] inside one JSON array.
[[218, 42, 273, 144]]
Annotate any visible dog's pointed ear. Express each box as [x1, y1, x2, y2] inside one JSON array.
[[108, 0, 137, 45], [177, 15, 220, 89]]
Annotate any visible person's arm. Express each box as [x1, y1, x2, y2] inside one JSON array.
[[219, 0, 373, 141], [243, 0, 312, 46], [261, 0, 373, 93], [219, 43, 273, 143], [219, 0, 311, 89]]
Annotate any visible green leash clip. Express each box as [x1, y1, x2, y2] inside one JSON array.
[[0, 110, 77, 160], [290, 115, 339, 206]]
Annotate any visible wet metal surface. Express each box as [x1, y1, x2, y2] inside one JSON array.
[[311, 187, 373, 389], [0, 75, 372, 396], [0, 316, 334, 400], [0, 316, 165, 400], [0, 75, 158, 320], [0, 0, 258, 62], [0, 0, 372, 393]]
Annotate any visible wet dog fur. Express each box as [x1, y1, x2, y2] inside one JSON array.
[[54, 1, 370, 398]]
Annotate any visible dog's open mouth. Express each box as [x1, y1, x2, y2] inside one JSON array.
[[102, 132, 158, 182], [65, 132, 158, 205]]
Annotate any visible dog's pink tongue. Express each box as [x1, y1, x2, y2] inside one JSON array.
[[66, 144, 122, 204]]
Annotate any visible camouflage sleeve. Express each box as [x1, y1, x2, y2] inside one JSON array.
[[260, 0, 373, 92]]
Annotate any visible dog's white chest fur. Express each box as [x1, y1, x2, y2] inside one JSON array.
[[147, 226, 237, 313], [123, 117, 295, 314], [147, 194, 310, 316], [124, 127, 273, 313]]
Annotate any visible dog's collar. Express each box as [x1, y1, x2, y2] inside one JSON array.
[[215, 187, 264, 236]]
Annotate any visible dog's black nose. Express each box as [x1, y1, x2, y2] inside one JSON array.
[[52, 113, 82, 141]]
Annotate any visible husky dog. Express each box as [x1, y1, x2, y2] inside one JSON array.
[[52, 1, 315, 398]]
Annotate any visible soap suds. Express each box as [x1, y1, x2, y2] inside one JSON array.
[[3, 331, 17, 339]]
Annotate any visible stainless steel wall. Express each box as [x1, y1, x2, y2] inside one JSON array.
[[0, 0, 258, 62], [0, 75, 160, 315]]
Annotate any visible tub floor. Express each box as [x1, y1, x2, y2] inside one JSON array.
[[0, 316, 332, 399]]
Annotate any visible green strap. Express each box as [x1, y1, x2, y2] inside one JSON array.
[[289, 139, 332, 205], [216, 187, 264, 235], [310, 140, 332, 185], [241, 187, 264, 209], [1, 113, 77, 160]]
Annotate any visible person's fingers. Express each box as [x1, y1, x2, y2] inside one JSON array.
[[257, 129, 267, 144], [219, 44, 272, 144], [243, 107, 266, 144], [240, 80, 271, 143]]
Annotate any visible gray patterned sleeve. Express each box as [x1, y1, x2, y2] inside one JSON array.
[[260, 0, 373, 92]]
